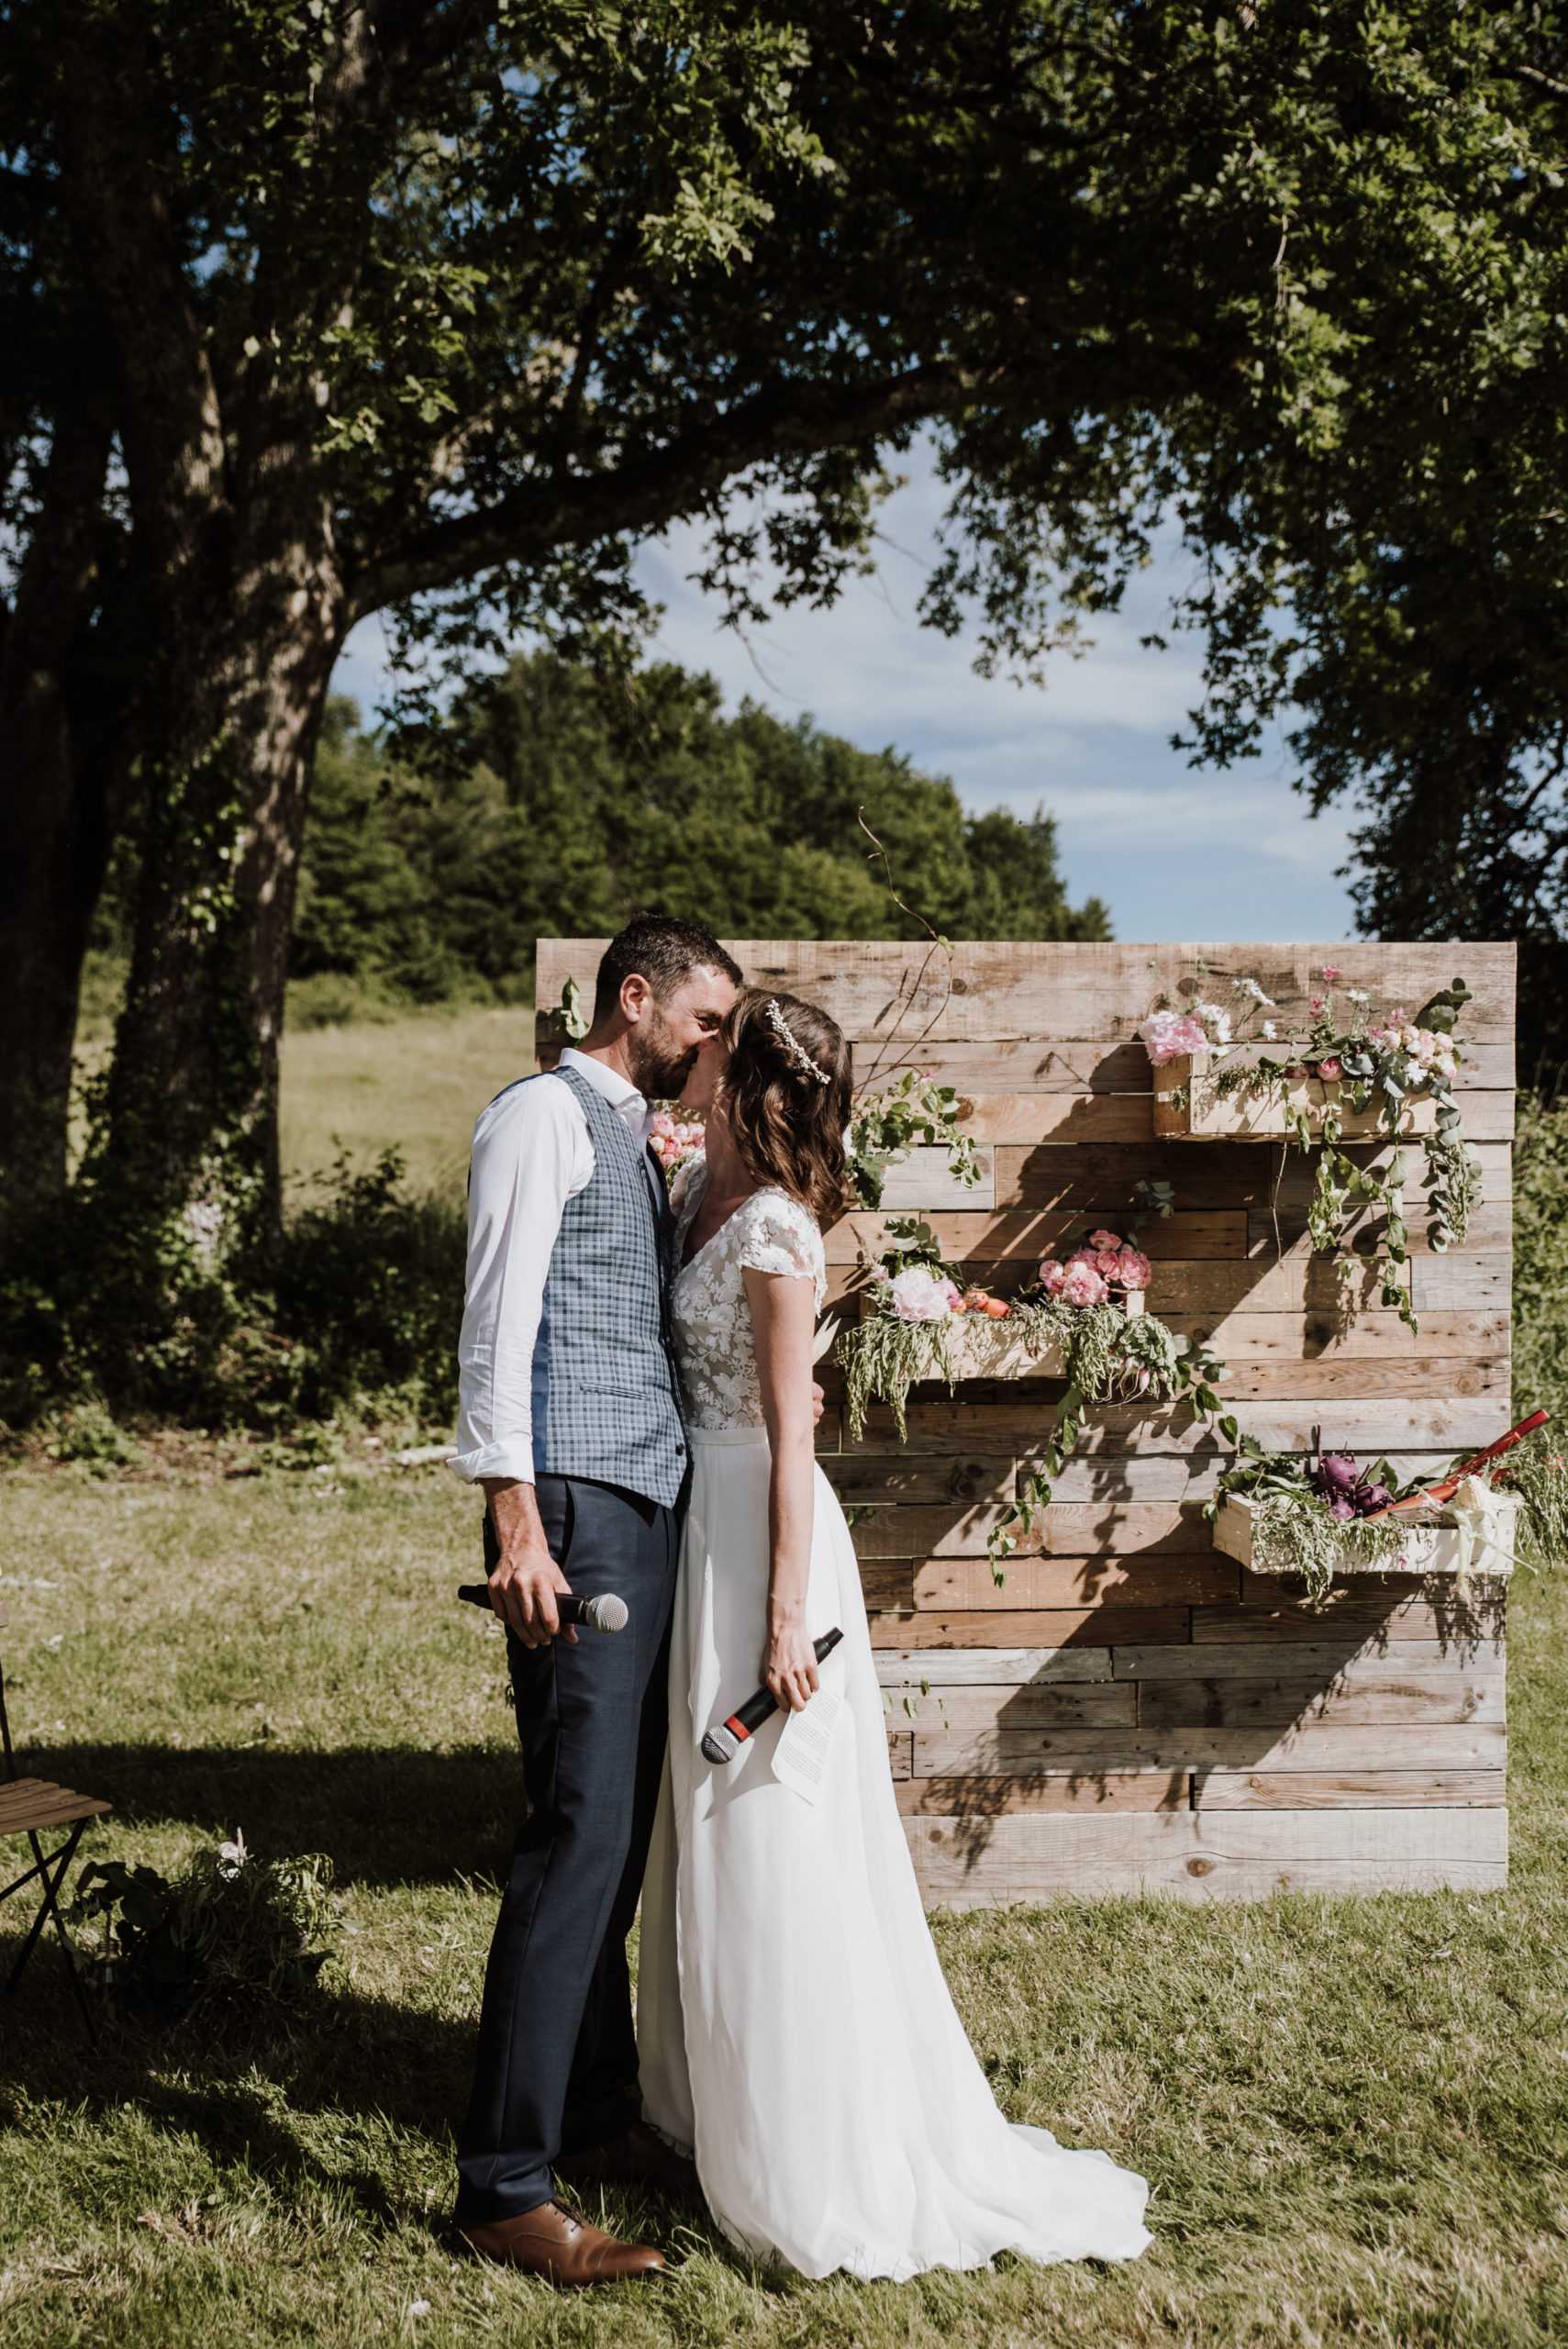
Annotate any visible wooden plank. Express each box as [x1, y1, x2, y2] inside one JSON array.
[[1195, 1770, 1507, 1808], [536, 939, 1516, 1047], [952, 1090, 1515, 1145], [1114, 1639, 1506, 1681], [822, 1455, 1016, 1506], [897, 1774, 1187, 1814], [845, 1036, 1515, 1097], [1138, 1253, 1512, 1315], [869, 1608, 1191, 1648], [889, 1683, 1139, 1731], [846, 1397, 1509, 1457], [1247, 1202, 1514, 1258], [913, 1723, 1507, 1775], [823, 1208, 1243, 1264], [1162, 1309, 1509, 1363], [902, 1806, 1508, 1909], [876, 1647, 1116, 1686], [1138, 1675, 1506, 1729], [995, 1139, 1514, 1210], [877, 1147, 995, 1212], [914, 1557, 1239, 1609], [1193, 1598, 1507, 1644], [1211, 1360, 1511, 1403], [886, 1733, 912, 1780], [851, 1493, 1251, 1556]]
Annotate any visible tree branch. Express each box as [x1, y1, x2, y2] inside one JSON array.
[[346, 356, 1006, 618]]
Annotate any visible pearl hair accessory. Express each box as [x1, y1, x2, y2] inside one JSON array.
[[763, 997, 831, 1085]]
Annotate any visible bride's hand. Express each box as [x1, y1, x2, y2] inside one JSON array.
[[763, 1621, 819, 1714]]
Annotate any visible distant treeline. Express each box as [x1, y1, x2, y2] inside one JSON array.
[[288, 651, 1110, 1010]]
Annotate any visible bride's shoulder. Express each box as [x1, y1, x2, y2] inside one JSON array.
[[737, 1187, 825, 1288]]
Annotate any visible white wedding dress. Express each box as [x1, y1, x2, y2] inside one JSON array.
[[635, 1163, 1152, 2280]]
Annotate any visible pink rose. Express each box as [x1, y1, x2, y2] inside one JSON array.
[[1089, 1229, 1123, 1252], [1037, 1259, 1067, 1297], [1094, 1249, 1121, 1277], [1116, 1247, 1151, 1290], [1321, 963, 1342, 982], [887, 1267, 957, 1322], [1138, 1010, 1208, 1067], [1317, 1057, 1342, 1082], [1061, 1259, 1109, 1308]]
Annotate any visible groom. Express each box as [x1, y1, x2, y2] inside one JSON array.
[[450, 915, 741, 2284]]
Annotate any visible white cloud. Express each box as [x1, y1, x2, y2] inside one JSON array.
[[333, 458, 1359, 943]]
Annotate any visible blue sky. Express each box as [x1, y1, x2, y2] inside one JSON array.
[[334, 462, 1358, 943]]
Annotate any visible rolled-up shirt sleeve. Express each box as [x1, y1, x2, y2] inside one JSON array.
[[450, 1075, 593, 1485]]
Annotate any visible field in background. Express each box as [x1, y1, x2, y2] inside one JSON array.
[[279, 1000, 534, 1199], [2, 1458, 1565, 2345], [72, 970, 534, 1198]]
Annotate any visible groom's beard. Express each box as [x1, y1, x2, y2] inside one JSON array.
[[627, 1007, 696, 1101]]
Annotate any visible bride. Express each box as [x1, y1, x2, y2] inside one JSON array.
[[636, 985, 1152, 2281]]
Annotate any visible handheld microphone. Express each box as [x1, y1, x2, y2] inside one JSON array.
[[701, 1629, 844, 1765], [457, 1584, 629, 1634]]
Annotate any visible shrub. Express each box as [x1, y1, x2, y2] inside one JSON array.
[[0, 1150, 464, 1434], [1511, 1091, 1568, 1422], [67, 1832, 339, 2027]]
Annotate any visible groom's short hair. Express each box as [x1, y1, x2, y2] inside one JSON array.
[[593, 916, 743, 1021]]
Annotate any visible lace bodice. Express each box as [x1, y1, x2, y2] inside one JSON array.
[[671, 1159, 826, 1431]]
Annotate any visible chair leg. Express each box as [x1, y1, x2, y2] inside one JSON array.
[[6, 1821, 95, 2044]]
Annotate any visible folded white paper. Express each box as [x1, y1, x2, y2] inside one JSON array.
[[772, 1688, 843, 1804]]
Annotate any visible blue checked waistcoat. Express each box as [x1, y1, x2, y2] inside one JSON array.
[[529, 1062, 687, 1507]]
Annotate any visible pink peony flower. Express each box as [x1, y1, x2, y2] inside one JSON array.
[[1321, 963, 1342, 982], [1317, 1056, 1342, 1082], [1089, 1229, 1124, 1252], [1061, 1259, 1109, 1308], [1037, 1259, 1067, 1297], [887, 1267, 958, 1322], [1138, 1010, 1208, 1067], [1094, 1249, 1122, 1278], [1116, 1246, 1151, 1290]]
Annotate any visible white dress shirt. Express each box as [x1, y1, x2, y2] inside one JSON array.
[[451, 1047, 658, 1486]]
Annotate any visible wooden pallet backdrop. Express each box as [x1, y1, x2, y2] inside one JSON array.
[[536, 940, 1516, 1907]]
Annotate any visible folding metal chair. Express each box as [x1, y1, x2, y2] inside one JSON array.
[[0, 1603, 110, 2042]]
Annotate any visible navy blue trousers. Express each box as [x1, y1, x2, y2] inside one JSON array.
[[454, 1475, 679, 2219]]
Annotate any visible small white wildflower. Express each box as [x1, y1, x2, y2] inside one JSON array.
[[1262, 1020, 1276, 1041], [1235, 977, 1275, 1007]]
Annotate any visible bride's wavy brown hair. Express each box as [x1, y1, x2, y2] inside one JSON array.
[[717, 986, 854, 1230]]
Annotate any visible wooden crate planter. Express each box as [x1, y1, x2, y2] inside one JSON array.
[[1153, 1044, 1440, 1142], [1212, 1492, 1518, 1580], [538, 938, 1517, 1905]]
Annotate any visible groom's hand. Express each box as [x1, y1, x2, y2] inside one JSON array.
[[483, 1478, 579, 1647]]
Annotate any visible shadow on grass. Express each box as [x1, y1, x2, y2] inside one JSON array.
[[4, 1741, 527, 1887], [0, 1951, 476, 2214]]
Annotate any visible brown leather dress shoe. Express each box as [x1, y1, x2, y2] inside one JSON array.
[[453, 2199, 664, 2286], [555, 2120, 702, 2202]]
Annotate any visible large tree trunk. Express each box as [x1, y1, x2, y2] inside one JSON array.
[[0, 404, 129, 1217], [98, 492, 345, 1253]]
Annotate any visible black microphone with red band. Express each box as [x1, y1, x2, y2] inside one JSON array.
[[457, 1584, 628, 1634], [701, 1628, 844, 1765]]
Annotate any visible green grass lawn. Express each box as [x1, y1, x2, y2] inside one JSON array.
[[278, 1000, 536, 1201], [3, 1453, 1567, 2345]]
